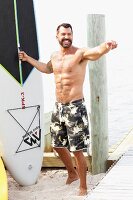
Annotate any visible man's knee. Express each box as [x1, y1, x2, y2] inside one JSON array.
[[73, 150, 84, 158], [53, 146, 67, 153]]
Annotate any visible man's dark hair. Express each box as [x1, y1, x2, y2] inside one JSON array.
[[56, 23, 73, 32]]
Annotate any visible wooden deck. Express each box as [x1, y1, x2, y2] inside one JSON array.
[[85, 148, 133, 200]]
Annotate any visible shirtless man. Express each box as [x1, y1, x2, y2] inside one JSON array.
[[18, 23, 117, 196]]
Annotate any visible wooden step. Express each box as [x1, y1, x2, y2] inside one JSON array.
[[42, 152, 92, 171]]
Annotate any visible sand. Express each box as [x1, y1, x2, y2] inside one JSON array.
[[8, 168, 105, 200]]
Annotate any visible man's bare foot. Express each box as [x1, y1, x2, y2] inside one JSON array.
[[66, 172, 79, 184], [78, 188, 88, 196]]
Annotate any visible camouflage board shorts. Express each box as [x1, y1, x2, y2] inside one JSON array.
[[50, 98, 90, 152]]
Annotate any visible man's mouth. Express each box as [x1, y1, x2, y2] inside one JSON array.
[[60, 39, 72, 48], [63, 39, 71, 43]]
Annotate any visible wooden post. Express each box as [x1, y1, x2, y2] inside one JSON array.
[[87, 14, 108, 174]]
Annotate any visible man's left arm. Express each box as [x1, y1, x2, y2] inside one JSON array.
[[83, 40, 118, 61]]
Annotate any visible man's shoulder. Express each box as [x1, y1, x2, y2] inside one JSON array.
[[51, 51, 59, 59], [74, 47, 88, 56], [51, 51, 59, 56]]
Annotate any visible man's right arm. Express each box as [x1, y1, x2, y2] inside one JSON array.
[[18, 51, 53, 74]]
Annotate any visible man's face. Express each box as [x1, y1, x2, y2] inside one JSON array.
[[56, 26, 73, 48]]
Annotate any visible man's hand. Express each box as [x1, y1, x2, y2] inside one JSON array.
[[106, 40, 118, 50], [18, 51, 29, 61]]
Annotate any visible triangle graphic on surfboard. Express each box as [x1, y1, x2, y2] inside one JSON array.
[[7, 105, 41, 153]]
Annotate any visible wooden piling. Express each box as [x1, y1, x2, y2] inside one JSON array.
[[87, 14, 108, 174]]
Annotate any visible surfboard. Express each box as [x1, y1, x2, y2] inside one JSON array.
[[0, 157, 8, 200], [0, 0, 44, 186]]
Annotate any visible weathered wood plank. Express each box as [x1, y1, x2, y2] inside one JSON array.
[[108, 128, 133, 162], [85, 148, 133, 200]]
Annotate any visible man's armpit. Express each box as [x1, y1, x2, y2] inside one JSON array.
[[46, 60, 53, 73]]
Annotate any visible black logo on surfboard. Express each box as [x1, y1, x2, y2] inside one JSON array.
[[7, 105, 41, 153], [0, 0, 39, 85]]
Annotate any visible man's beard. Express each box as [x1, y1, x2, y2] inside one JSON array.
[[59, 39, 72, 48]]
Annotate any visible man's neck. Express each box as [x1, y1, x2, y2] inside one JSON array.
[[60, 46, 76, 55]]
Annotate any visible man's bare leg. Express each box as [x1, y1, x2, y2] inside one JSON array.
[[73, 150, 87, 196], [54, 147, 79, 184]]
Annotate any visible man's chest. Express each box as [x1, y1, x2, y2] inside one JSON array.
[[52, 55, 74, 72]]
